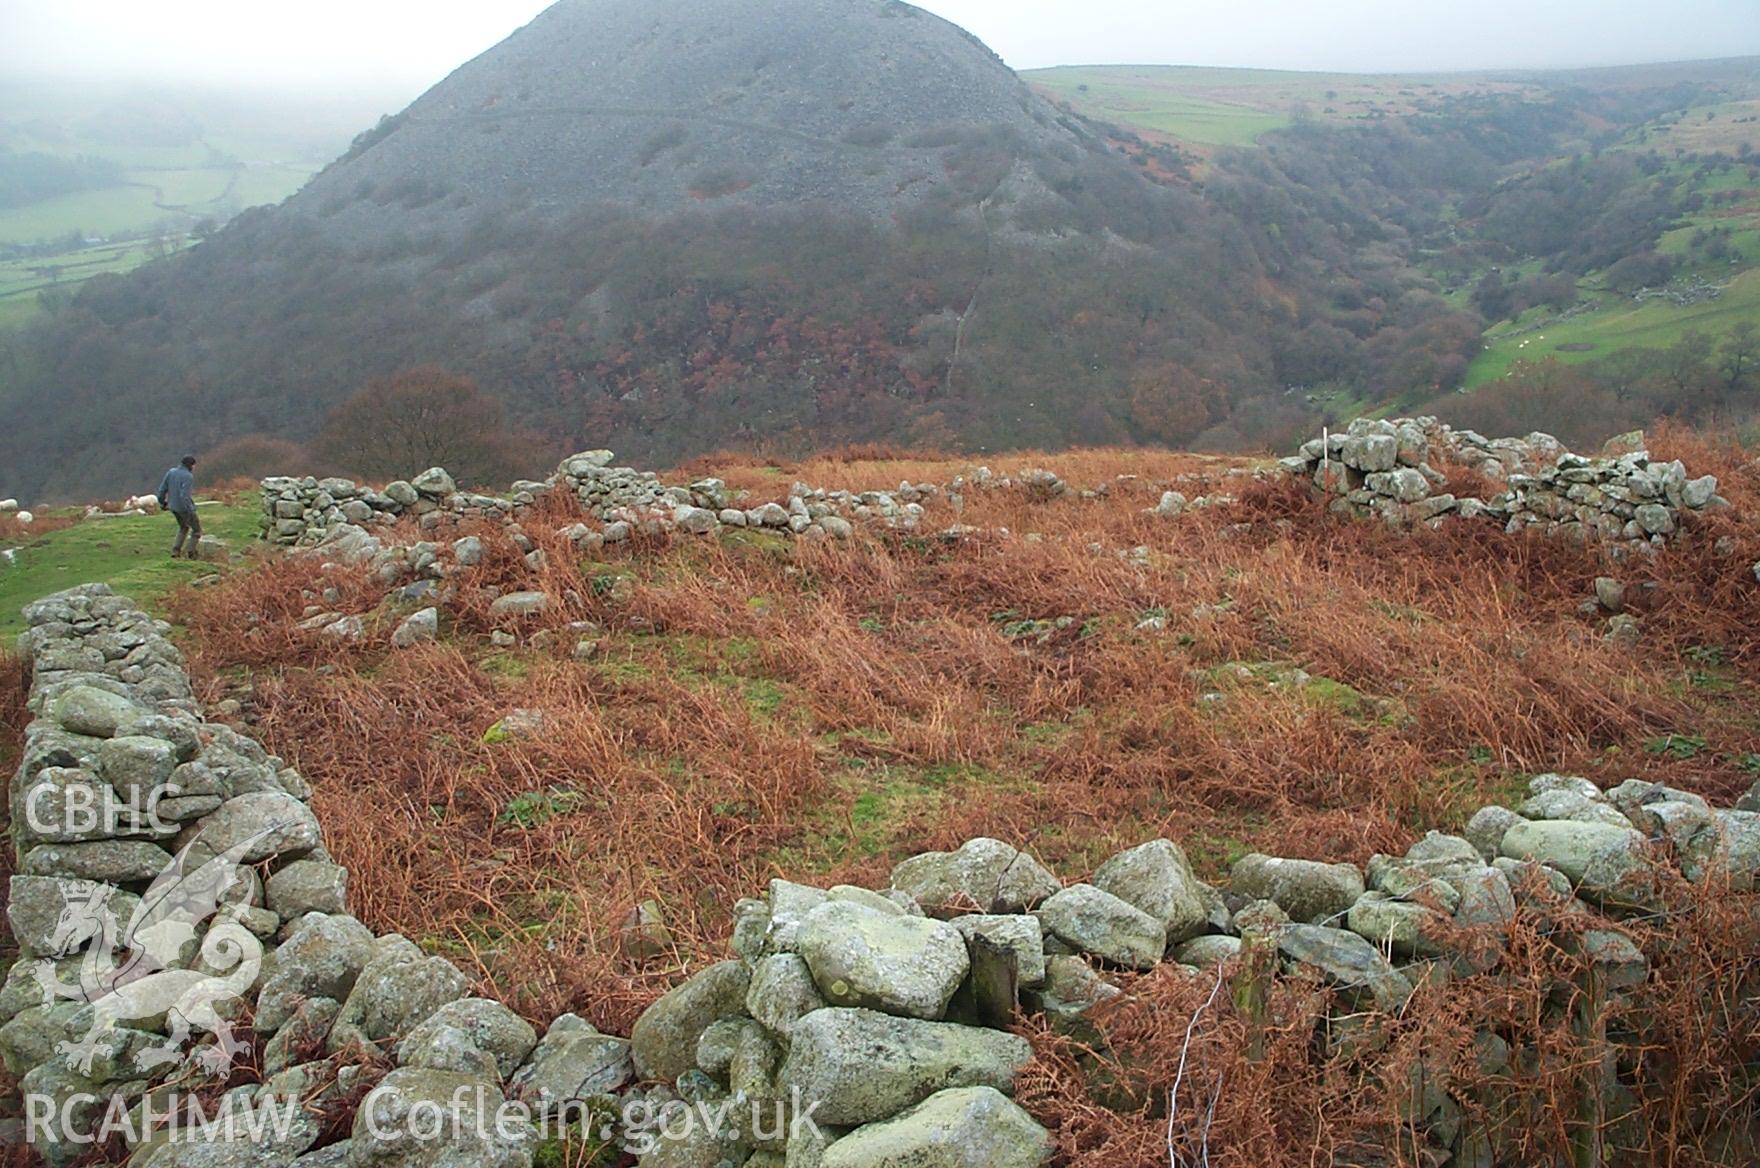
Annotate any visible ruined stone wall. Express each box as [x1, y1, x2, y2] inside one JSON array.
[[1283, 417, 1726, 549], [8, 586, 1759, 1166]]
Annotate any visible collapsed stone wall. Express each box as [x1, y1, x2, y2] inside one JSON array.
[[1283, 417, 1726, 549], [262, 452, 1096, 551], [7, 586, 1760, 1166]]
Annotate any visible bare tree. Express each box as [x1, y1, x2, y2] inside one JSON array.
[[313, 366, 524, 487]]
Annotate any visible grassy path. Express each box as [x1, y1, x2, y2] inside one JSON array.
[[0, 501, 260, 637]]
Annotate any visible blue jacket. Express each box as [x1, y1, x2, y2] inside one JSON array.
[[157, 467, 196, 515]]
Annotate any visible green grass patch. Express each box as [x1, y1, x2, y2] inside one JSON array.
[[0, 502, 260, 637], [0, 185, 174, 245], [1464, 268, 1760, 387], [1028, 66, 1290, 147]]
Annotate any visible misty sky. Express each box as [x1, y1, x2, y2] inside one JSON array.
[[3, 0, 1757, 99]]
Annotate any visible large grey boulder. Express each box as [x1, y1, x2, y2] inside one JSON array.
[[508, 1014, 631, 1111], [348, 1069, 531, 1167], [796, 902, 969, 1020], [1230, 854, 1365, 924], [410, 468, 456, 499], [177, 792, 322, 865], [133, 1096, 322, 1168], [820, 1086, 1049, 1168], [1346, 893, 1448, 959], [1673, 810, 1760, 890], [96, 734, 178, 805], [22, 840, 173, 882], [266, 861, 350, 918], [50, 686, 143, 738], [630, 961, 752, 1082], [1091, 839, 1210, 944], [780, 1008, 1033, 1127], [6, 876, 141, 957], [889, 839, 1060, 915], [398, 998, 538, 1079], [1463, 806, 1527, 861], [1499, 820, 1651, 903], [1035, 884, 1165, 970], [1276, 924, 1414, 1011]]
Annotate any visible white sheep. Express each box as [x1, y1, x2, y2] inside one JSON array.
[[15, 511, 33, 525], [0, 499, 17, 515]]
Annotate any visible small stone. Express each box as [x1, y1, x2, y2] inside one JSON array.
[[489, 591, 550, 619], [391, 608, 438, 648]]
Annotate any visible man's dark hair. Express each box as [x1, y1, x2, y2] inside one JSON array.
[[181, 456, 197, 469]]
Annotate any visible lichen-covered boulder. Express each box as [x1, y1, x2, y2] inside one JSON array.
[[1499, 820, 1651, 904], [399, 998, 538, 1079], [949, 915, 1046, 989], [1276, 924, 1414, 1011], [889, 839, 1061, 915], [820, 1086, 1049, 1168], [796, 902, 969, 1020], [176, 791, 322, 865], [780, 1008, 1033, 1127], [630, 961, 752, 1082], [257, 913, 376, 1033], [328, 936, 468, 1055], [745, 954, 828, 1041], [348, 1069, 530, 1167], [1091, 839, 1211, 945], [1035, 884, 1165, 970], [1230, 854, 1366, 924], [509, 1014, 631, 1112]]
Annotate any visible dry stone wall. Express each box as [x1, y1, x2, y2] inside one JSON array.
[[261, 451, 1093, 552], [8, 586, 1759, 1166], [1283, 417, 1726, 549]]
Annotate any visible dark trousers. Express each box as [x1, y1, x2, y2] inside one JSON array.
[[172, 510, 202, 557]]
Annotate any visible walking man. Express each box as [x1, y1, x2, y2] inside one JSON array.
[[156, 455, 202, 559]]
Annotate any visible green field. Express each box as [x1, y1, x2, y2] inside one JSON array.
[[0, 186, 177, 245], [0, 501, 260, 638], [1027, 67, 1292, 146], [1465, 267, 1760, 386], [1024, 64, 1543, 150], [0, 240, 189, 326]]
